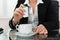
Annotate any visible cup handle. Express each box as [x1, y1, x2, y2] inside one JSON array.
[[16, 24, 19, 30]]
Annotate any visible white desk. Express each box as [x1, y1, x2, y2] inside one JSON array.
[[0, 28, 11, 40]]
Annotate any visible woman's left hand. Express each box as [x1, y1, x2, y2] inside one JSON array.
[[34, 24, 48, 35]]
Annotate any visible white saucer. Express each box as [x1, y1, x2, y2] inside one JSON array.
[[15, 32, 37, 37]]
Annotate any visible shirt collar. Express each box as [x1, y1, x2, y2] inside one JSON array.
[[24, 0, 44, 6], [37, 0, 44, 5]]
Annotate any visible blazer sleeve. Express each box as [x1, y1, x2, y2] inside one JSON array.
[[43, 1, 59, 31], [9, 0, 21, 29]]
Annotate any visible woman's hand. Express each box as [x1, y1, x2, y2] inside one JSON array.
[[13, 4, 25, 24], [34, 24, 48, 35]]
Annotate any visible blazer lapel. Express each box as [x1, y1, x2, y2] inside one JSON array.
[[38, 3, 47, 23]]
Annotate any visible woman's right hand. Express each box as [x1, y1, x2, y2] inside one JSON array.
[[13, 4, 25, 24]]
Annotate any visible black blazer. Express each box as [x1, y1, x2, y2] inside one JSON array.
[[9, 0, 59, 36]]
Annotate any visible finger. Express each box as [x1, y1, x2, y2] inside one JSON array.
[[43, 29, 48, 34], [15, 8, 25, 15], [19, 4, 24, 8], [38, 26, 44, 32], [39, 29, 45, 34], [33, 27, 38, 32], [14, 11, 23, 18], [19, 4, 26, 12], [19, 10, 24, 16], [35, 27, 40, 33], [16, 10, 23, 14], [19, 8, 26, 13], [14, 11, 21, 16], [38, 26, 46, 34], [15, 10, 23, 16], [39, 25, 47, 31], [39, 29, 48, 35]]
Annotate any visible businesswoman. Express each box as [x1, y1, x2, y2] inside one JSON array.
[[9, 0, 59, 36]]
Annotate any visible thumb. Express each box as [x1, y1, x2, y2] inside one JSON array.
[[19, 4, 24, 8], [33, 27, 39, 33]]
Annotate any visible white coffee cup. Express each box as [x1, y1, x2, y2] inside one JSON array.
[[17, 24, 33, 34]]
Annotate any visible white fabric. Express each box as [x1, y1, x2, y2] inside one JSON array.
[[24, 0, 44, 27], [24, 0, 44, 4]]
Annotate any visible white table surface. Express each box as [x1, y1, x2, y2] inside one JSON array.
[[0, 28, 11, 40]]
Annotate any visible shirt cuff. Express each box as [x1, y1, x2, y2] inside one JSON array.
[[12, 20, 16, 26]]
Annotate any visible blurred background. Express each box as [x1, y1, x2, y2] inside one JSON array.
[[0, 0, 59, 18], [0, 0, 60, 32], [0, 0, 17, 18], [0, 0, 17, 29]]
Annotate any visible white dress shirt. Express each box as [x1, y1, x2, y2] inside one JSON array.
[[13, 0, 44, 27], [24, 0, 44, 27]]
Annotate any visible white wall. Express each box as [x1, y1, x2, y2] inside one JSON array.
[[0, 0, 17, 18], [0, 0, 4, 17], [0, 0, 60, 19], [7, 0, 17, 18], [0, 0, 17, 29]]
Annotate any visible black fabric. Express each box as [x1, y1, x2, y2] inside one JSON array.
[[9, 0, 59, 36], [9, 17, 16, 29]]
